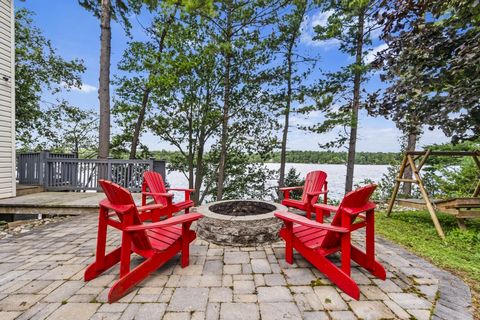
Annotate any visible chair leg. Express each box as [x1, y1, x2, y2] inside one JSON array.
[[181, 224, 190, 268], [108, 245, 178, 303], [84, 247, 122, 281], [284, 222, 294, 264], [306, 251, 360, 300], [351, 245, 386, 280]]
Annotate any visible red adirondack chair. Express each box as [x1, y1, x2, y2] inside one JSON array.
[[142, 171, 195, 219], [280, 170, 328, 220], [275, 184, 386, 300], [84, 180, 203, 303]]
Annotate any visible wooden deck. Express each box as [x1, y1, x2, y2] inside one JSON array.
[[0, 192, 143, 216]]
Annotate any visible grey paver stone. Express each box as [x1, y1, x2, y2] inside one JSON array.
[[233, 281, 255, 294], [39, 265, 85, 280], [313, 286, 348, 311], [206, 303, 220, 320], [303, 311, 329, 320], [0, 293, 45, 311], [223, 265, 241, 275], [203, 260, 224, 275], [220, 302, 259, 320], [328, 310, 357, 320], [408, 309, 431, 320], [0, 312, 22, 320], [42, 281, 85, 302], [259, 302, 301, 320], [16, 302, 61, 320], [251, 259, 271, 274], [264, 274, 286, 286], [253, 274, 265, 287], [257, 286, 293, 302], [384, 300, 411, 319], [224, 252, 249, 264], [163, 312, 190, 320], [210, 287, 233, 303], [191, 311, 205, 320], [168, 288, 209, 312], [135, 303, 167, 320], [372, 279, 402, 293], [46, 302, 100, 320], [388, 292, 432, 310], [200, 275, 222, 287], [284, 268, 316, 285], [233, 294, 257, 303], [359, 285, 389, 300], [349, 301, 395, 320]]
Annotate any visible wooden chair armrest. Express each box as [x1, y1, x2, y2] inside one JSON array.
[[125, 213, 203, 231], [313, 203, 338, 212], [274, 211, 348, 233], [167, 188, 195, 193], [137, 204, 165, 212], [343, 202, 376, 215], [279, 186, 303, 191], [99, 199, 134, 213], [142, 192, 174, 198], [306, 190, 328, 196]]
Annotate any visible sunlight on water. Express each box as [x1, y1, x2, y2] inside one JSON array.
[[166, 163, 389, 202]]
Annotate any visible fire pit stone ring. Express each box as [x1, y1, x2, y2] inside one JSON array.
[[196, 199, 287, 246]]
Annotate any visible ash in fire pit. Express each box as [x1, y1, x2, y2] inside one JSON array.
[[196, 199, 287, 246], [210, 201, 276, 217]]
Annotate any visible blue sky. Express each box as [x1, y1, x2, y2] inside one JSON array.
[[16, 0, 450, 152]]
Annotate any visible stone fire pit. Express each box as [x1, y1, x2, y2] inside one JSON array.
[[196, 199, 286, 246]]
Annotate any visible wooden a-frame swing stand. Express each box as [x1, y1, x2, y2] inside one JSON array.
[[387, 150, 480, 240]]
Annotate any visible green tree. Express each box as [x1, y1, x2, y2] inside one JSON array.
[[370, 0, 480, 147], [15, 9, 85, 149], [270, 0, 316, 197], [302, 0, 380, 193], [205, 0, 285, 200], [42, 103, 99, 156]]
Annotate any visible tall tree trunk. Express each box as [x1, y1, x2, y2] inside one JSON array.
[[279, 1, 306, 199], [278, 39, 294, 197], [129, 8, 177, 159], [345, 9, 365, 194], [216, 4, 233, 201], [402, 131, 417, 195], [187, 105, 194, 189], [98, 0, 111, 159]]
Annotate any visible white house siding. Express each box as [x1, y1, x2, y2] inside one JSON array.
[[0, 0, 15, 199]]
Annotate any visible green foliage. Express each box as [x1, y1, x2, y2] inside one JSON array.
[[376, 210, 480, 285], [298, 0, 380, 147], [42, 103, 98, 156], [265, 150, 398, 165], [371, 141, 479, 201], [15, 9, 85, 149], [371, 0, 480, 143], [284, 167, 305, 200]]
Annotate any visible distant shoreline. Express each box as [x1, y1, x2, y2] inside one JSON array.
[[151, 150, 399, 166]]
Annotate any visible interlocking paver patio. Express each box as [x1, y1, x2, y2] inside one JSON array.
[[0, 214, 473, 319]]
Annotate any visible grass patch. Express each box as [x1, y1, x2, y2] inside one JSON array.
[[376, 210, 480, 318]]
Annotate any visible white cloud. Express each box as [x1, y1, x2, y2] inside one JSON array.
[[62, 82, 98, 94], [364, 43, 388, 64], [71, 83, 98, 93], [300, 10, 340, 48]]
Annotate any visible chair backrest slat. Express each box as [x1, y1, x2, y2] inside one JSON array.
[[321, 184, 377, 248], [99, 180, 152, 251], [301, 171, 328, 204], [143, 171, 168, 206]]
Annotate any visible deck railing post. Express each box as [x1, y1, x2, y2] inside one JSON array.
[[152, 160, 166, 179], [107, 157, 113, 182], [39, 150, 50, 188]]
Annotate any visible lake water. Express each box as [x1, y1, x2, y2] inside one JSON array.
[[166, 163, 390, 201]]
